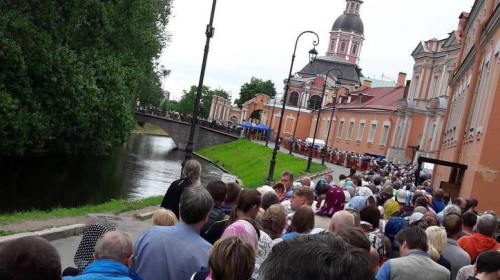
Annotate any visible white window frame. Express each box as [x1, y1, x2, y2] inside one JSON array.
[[337, 118, 345, 139], [379, 121, 390, 146], [357, 120, 366, 142], [368, 121, 377, 143], [347, 119, 355, 140]]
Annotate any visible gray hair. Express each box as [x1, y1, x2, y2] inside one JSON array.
[[94, 231, 133, 263], [180, 187, 213, 225], [477, 214, 497, 237], [182, 159, 202, 180], [443, 205, 461, 216]]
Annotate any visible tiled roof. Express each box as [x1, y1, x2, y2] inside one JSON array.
[[297, 56, 362, 84], [331, 86, 405, 111]]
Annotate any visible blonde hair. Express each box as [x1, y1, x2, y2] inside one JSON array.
[[425, 226, 447, 260], [209, 236, 255, 280], [152, 208, 178, 226]]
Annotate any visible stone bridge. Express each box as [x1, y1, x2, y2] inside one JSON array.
[[134, 112, 240, 151]]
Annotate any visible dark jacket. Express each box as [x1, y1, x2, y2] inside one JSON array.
[[160, 177, 192, 218], [200, 205, 228, 244]]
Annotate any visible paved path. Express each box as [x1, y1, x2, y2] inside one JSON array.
[[251, 139, 351, 184]]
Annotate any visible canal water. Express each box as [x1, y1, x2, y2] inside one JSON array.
[[0, 134, 223, 213]]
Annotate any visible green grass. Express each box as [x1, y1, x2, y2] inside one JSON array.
[[133, 123, 168, 136], [197, 139, 325, 187], [0, 196, 163, 226], [0, 230, 16, 237]]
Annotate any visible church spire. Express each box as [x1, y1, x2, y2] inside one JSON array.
[[326, 0, 365, 65]]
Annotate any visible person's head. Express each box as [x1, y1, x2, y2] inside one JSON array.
[[385, 217, 408, 243], [260, 233, 373, 280], [280, 171, 294, 189], [425, 226, 447, 260], [152, 208, 178, 226], [206, 180, 227, 205], [290, 187, 314, 211], [470, 198, 478, 210], [383, 200, 400, 220], [272, 182, 285, 198], [423, 212, 439, 227], [209, 236, 255, 280], [234, 189, 261, 219], [442, 213, 463, 239], [443, 193, 451, 204], [462, 211, 478, 230], [477, 214, 498, 237], [346, 196, 367, 213], [300, 176, 312, 187], [0, 236, 61, 280], [337, 227, 371, 252], [395, 226, 428, 256], [339, 174, 347, 181], [290, 206, 315, 234], [325, 174, 333, 183], [360, 205, 381, 229], [475, 250, 500, 278], [369, 247, 381, 276], [94, 231, 133, 266], [222, 219, 259, 249], [225, 182, 242, 205], [261, 204, 287, 239], [453, 198, 467, 212], [415, 196, 429, 208], [329, 210, 355, 233], [261, 191, 280, 211], [74, 220, 117, 271], [180, 186, 214, 226], [182, 159, 202, 182], [434, 189, 444, 199]]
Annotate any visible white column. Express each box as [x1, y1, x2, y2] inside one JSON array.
[[419, 115, 431, 151], [430, 114, 443, 152], [391, 116, 402, 147], [403, 115, 413, 148]]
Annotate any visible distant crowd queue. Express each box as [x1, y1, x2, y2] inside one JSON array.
[[1, 159, 499, 280]]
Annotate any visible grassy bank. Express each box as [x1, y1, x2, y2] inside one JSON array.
[[0, 196, 163, 226], [197, 139, 325, 187], [133, 123, 168, 136]]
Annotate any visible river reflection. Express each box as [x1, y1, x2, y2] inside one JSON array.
[[0, 134, 223, 213]]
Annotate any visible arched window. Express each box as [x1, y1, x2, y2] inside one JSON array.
[[288, 91, 299, 106], [308, 95, 322, 110]]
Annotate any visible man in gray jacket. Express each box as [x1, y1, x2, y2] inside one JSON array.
[[376, 226, 450, 280], [442, 214, 471, 280]]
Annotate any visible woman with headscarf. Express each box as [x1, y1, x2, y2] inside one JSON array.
[[384, 217, 407, 259]]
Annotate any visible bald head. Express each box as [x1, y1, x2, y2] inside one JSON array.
[[94, 231, 133, 266], [300, 177, 312, 187], [329, 210, 355, 233]]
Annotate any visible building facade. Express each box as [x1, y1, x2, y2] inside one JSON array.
[[387, 32, 461, 163], [433, 0, 500, 212]]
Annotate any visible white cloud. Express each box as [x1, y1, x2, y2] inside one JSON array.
[[160, 0, 475, 101]]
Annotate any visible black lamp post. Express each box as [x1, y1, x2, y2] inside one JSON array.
[[182, 0, 217, 171], [265, 94, 278, 147], [306, 68, 343, 171], [265, 31, 319, 185], [321, 69, 343, 165], [289, 86, 307, 155]]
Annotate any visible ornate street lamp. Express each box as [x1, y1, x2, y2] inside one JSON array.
[[306, 68, 343, 171], [265, 31, 319, 185], [182, 0, 218, 171], [322, 70, 343, 165]]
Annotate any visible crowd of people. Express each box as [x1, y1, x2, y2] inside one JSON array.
[[1, 159, 499, 280]]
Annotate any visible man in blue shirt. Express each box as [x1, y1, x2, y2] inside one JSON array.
[[376, 226, 450, 280], [64, 231, 142, 280], [134, 187, 214, 280]]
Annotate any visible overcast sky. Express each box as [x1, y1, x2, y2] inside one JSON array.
[[159, 0, 475, 101]]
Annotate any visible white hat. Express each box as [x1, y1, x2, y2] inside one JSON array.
[[257, 185, 275, 195], [409, 212, 424, 225]]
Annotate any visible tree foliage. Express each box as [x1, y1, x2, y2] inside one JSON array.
[[177, 86, 230, 119], [235, 77, 277, 108], [0, 0, 172, 156]]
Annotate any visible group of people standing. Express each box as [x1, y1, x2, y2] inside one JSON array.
[[1, 159, 499, 280]]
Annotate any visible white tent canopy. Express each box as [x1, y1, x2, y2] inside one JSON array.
[[305, 138, 325, 147]]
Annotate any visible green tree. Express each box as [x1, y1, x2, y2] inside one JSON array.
[[177, 86, 230, 119], [160, 99, 179, 112], [235, 77, 277, 108], [0, 0, 172, 156]]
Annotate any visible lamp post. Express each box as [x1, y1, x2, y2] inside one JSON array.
[[306, 68, 343, 171], [265, 94, 278, 147], [321, 69, 343, 165], [289, 87, 307, 155], [182, 0, 218, 171], [265, 31, 319, 185]]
